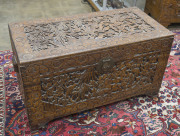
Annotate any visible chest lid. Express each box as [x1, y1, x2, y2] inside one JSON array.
[[9, 7, 173, 64]]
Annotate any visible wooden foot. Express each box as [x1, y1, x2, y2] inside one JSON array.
[[31, 129, 39, 134], [146, 91, 159, 97], [160, 22, 171, 28], [40, 123, 48, 129], [30, 122, 48, 133]]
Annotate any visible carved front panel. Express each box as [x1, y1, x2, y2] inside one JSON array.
[[40, 53, 159, 107]]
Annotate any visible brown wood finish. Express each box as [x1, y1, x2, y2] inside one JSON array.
[[8, 7, 174, 131], [145, 0, 180, 27]]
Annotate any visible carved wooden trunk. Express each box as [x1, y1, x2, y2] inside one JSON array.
[[145, 0, 180, 27], [9, 7, 174, 131]]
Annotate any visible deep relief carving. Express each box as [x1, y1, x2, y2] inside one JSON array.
[[24, 11, 155, 51], [20, 37, 173, 79], [9, 7, 174, 131], [41, 53, 159, 107]]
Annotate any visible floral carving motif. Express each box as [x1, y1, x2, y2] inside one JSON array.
[[41, 53, 159, 107], [8, 7, 174, 131], [24, 11, 155, 51]]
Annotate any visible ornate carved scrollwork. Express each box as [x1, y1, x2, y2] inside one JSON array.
[[9, 7, 174, 131], [40, 53, 159, 107], [24, 11, 155, 51]]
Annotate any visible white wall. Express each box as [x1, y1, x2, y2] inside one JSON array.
[[124, 0, 146, 11]]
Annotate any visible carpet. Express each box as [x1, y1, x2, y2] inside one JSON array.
[[0, 65, 5, 136], [2, 32, 180, 136]]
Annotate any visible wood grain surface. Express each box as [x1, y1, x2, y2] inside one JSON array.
[[9, 7, 174, 131]]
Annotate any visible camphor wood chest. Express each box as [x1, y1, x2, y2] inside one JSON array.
[[9, 7, 174, 131], [145, 0, 180, 27]]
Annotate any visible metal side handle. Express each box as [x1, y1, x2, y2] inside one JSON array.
[[12, 57, 19, 73]]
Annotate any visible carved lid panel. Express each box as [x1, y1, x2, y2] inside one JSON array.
[[9, 7, 173, 64]]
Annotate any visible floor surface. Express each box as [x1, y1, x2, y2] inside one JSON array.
[[0, 0, 92, 51]]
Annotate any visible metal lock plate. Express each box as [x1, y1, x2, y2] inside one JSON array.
[[96, 57, 115, 74]]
